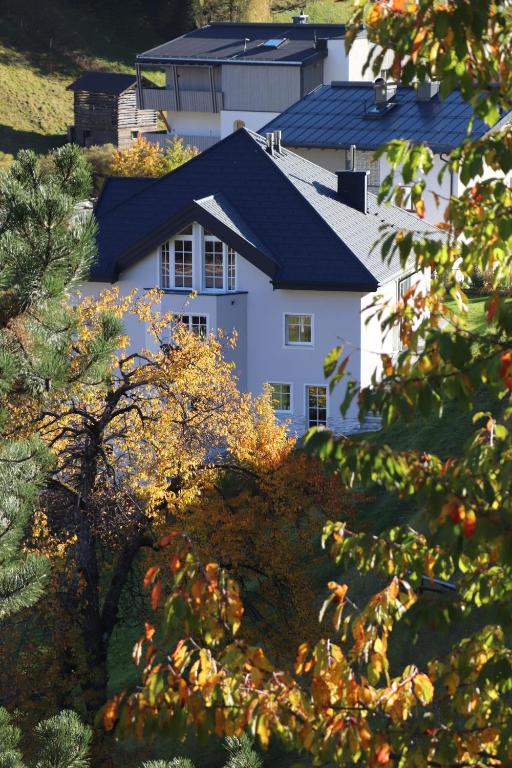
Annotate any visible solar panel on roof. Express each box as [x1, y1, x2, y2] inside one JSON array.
[[262, 37, 287, 48]]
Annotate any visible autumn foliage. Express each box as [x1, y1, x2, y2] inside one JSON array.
[[111, 135, 199, 178]]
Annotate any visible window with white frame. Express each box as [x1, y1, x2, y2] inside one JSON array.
[[203, 228, 237, 292], [269, 383, 291, 412], [162, 314, 208, 347], [306, 385, 327, 428], [179, 314, 208, 337], [204, 238, 224, 289], [227, 247, 236, 291], [160, 225, 193, 289], [398, 185, 415, 212], [160, 225, 238, 292], [285, 314, 312, 345]]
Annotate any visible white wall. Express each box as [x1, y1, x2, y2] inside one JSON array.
[[80, 231, 394, 435], [292, 146, 346, 173], [166, 111, 221, 138], [323, 37, 394, 85], [380, 152, 454, 226], [220, 110, 280, 139]]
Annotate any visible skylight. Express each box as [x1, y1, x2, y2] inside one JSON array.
[[262, 37, 287, 48]]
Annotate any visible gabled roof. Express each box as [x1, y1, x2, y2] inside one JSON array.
[[137, 22, 350, 66], [93, 129, 441, 290], [261, 82, 499, 153], [67, 72, 138, 95]]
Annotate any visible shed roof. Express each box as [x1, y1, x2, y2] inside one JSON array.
[[67, 72, 138, 95], [93, 129, 442, 290], [137, 22, 350, 66], [261, 82, 500, 153]]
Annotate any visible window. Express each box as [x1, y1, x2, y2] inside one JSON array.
[[161, 226, 193, 290], [285, 314, 312, 346], [161, 241, 171, 289], [164, 315, 208, 346], [203, 231, 237, 292], [270, 383, 291, 412], [227, 247, 236, 291], [398, 185, 415, 212], [204, 240, 224, 289], [174, 239, 193, 288], [306, 386, 327, 428], [178, 314, 208, 337]]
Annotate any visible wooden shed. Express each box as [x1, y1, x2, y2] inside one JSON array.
[[67, 72, 158, 149]]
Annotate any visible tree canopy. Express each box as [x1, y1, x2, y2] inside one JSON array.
[[108, 2, 512, 766]]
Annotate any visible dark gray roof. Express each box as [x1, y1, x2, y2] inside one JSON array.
[[67, 72, 137, 95], [137, 22, 350, 66], [262, 82, 500, 153], [93, 129, 441, 290]]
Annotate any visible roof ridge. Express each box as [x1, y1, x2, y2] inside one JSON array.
[[96, 130, 255, 221], [246, 130, 377, 286]]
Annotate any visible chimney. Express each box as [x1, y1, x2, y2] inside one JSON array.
[[335, 170, 369, 214], [315, 37, 328, 52], [416, 80, 440, 101], [293, 13, 309, 23], [373, 76, 397, 104], [273, 130, 282, 153], [266, 132, 274, 155]]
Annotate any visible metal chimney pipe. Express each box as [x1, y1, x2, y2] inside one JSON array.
[[266, 132, 274, 155], [273, 130, 282, 153]]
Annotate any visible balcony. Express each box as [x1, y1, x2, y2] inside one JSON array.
[[139, 87, 224, 113]]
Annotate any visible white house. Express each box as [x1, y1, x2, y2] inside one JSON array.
[[262, 80, 512, 225], [86, 129, 440, 435], [134, 19, 391, 151]]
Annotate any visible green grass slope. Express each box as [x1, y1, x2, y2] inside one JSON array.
[[0, 0, 162, 166], [0, 0, 354, 166]]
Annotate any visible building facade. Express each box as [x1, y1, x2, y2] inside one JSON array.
[[85, 130, 439, 435], [135, 20, 390, 152], [262, 80, 511, 224]]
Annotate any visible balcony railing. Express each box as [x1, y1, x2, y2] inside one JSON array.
[[139, 88, 223, 113]]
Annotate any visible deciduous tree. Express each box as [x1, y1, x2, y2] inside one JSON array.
[[115, 2, 512, 765], [111, 136, 198, 178]]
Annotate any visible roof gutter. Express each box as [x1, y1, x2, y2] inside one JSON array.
[[136, 52, 326, 67]]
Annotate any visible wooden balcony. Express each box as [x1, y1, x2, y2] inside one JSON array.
[[139, 88, 223, 113]]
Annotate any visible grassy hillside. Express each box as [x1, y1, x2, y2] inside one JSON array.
[[0, 0, 354, 167], [272, 0, 354, 23], [0, 0, 164, 166]]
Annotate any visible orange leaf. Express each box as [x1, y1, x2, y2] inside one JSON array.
[[151, 581, 162, 610], [376, 742, 391, 764], [486, 296, 498, 322], [415, 198, 425, 219], [144, 566, 160, 588], [144, 622, 155, 641]]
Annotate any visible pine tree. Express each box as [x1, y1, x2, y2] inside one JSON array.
[[224, 735, 263, 768], [0, 144, 96, 622], [0, 146, 120, 764], [0, 710, 91, 768]]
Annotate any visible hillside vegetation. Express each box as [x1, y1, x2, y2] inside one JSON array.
[[0, 0, 353, 166]]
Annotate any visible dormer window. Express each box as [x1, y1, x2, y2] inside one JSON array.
[[160, 224, 237, 292], [203, 229, 237, 292], [160, 225, 193, 290]]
